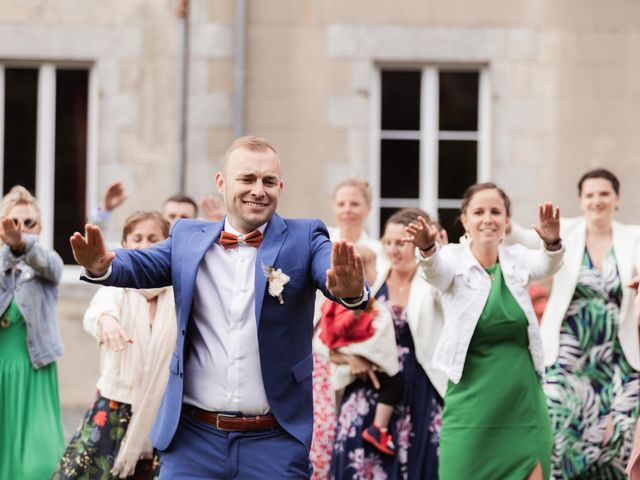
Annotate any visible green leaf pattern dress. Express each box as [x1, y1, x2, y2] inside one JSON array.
[[545, 249, 640, 478]]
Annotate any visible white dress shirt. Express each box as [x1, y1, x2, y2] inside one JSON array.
[[183, 220, 270, 414]]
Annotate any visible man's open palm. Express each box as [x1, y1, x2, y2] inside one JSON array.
[[69, 225, 115, 276], [326, 241, 365, 299]]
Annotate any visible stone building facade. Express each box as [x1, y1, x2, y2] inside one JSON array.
[[1, 0, 639, 259]]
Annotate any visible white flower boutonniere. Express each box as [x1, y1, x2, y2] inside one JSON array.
[[262, 263, 290, 304]]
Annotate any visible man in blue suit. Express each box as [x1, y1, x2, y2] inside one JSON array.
[[70, 136, 368, 479]]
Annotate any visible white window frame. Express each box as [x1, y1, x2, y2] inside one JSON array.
[[0, 62, 98, 277], [369, 65, 491, 236]]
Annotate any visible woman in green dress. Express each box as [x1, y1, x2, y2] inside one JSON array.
[[0, 185, 65, 479], [405, 183, 563, 479]]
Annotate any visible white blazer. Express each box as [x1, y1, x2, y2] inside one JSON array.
[[371, 265, 448, 397], [419, 242, 564, 384], [508, 217, 640, 370]]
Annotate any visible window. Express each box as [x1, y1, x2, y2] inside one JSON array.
[[1, 64, 93, 264], [371, 67, 490, 240]]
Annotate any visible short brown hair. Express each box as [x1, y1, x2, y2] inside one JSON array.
[[164, 194, 198, 215], [460, 183, 512, 217], [333, 177, 373, 208], [385, 208, 431, 228], [577, 168, 620, 195], [0, 185, 41, 220], [224, 135, 277, 166], [121, 211, 170, 244]]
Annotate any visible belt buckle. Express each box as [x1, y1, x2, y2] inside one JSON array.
[[215, 413, 238, 432]]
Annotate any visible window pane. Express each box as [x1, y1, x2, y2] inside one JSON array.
[[380, 139, 420, 199], [381, 70, 421, 131], [379, 207, 402, 238], [54, 69, 88, 264], [4, 68, 38, 194], [438, 140, 477, 199], [439, 71, 479, 131], [437, 208, 465, 244]]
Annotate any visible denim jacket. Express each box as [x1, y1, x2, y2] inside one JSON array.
[[0, 234, 64, 368]]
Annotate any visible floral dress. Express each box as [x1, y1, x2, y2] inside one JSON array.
[[545, 249, 640, 479], [330, 293, 443, 480], [311, 349, 337, 479], [52, 394, 160, 479]]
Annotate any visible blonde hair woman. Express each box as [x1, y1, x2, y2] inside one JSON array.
[[0, 185, 65, 479]]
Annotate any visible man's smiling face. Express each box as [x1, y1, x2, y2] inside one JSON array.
[[216, 145, 284, 233]]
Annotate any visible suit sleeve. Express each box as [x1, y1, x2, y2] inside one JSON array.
[[82, 235, 173, 289]]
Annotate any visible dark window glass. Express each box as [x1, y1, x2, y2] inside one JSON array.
[[54, 69, 88, 263], [437, 208, 465, 244], [380, 139, 420, 199], [439, 71, 479, 131], [379, 207, 402, 238], [438, 140, 477, 199], [381, 70, 421, 131], [4, 68, 38, 194]]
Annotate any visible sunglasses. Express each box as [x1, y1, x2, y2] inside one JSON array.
[[12, 217, 38, 229]]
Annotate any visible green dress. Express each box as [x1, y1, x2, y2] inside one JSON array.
[[0, 299, 64, 479], [439, 263, 552, 480]]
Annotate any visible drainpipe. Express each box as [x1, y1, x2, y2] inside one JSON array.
[[234, 0, 247, 138], [176, 0, 190, 194]]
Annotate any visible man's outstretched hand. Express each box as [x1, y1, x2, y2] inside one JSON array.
[[326, 241, 365, 299], [70, 225, 115, 277]]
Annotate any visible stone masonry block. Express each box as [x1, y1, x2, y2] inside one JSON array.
[[191, 24, 233, 59]]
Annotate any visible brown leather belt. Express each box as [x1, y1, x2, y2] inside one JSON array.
[[183, 405, 279, 432]]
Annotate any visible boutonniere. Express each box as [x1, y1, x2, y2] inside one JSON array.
[[261, 263, 290, 304]]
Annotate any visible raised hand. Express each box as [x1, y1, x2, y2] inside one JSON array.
[[404, 216, 440, 252], [0, 217, 24, 249], [103, 181, 127, 212], [532, 203, 561, 246], [326, 241, 365, 299], [69, 225, 115, 276], [98, 315, 133, 352]]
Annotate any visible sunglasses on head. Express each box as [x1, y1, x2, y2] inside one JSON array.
[[12, 217, 38, 229]]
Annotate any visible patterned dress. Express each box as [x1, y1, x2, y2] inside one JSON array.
[[53, 394, 160, 479], [330, 295, 443, 480], [311, 350, 337, 479], [545, 249, 640, 479]]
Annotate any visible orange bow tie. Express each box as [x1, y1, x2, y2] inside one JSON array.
[[219, 229, 263, 249]]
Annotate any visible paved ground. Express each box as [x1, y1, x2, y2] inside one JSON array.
[[57, 282, 102, 441]]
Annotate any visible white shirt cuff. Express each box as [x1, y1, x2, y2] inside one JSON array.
[[81, 265, 112, 281], [341, 288, 370, 308]]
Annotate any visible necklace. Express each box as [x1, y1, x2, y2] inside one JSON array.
[[390, 272, 414, 293]]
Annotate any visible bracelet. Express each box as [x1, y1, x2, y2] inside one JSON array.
[[420, 242, 436, 253], [544, 238, 562, 250]]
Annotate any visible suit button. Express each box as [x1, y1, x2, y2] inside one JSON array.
[[179, 373, 183, 378], [181, 329, 185, 336]]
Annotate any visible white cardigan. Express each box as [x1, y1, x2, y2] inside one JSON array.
[[372, 265, 448, 397], [419, 242, 564, 384], [508, 217, 640, 370]]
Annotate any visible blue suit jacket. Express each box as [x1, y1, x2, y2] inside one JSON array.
[[84, 214, 364, 451]]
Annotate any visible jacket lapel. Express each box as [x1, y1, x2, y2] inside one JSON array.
[[255, 214, 288, 325], [179, 222, 223, 327], [612, 221, 632, 285]]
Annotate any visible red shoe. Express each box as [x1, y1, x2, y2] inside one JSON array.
[[362, 424, 396, 456]]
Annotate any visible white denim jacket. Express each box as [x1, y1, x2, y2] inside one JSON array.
[[419, 242, 564, 384]]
